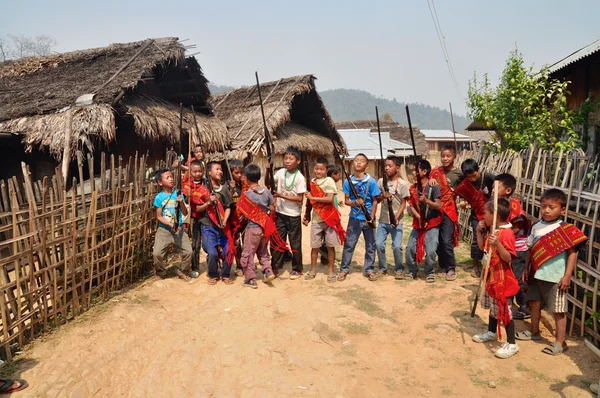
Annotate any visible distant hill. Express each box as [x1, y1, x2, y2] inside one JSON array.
[[208, 84, 470, 130]]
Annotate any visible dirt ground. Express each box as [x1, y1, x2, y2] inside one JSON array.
[[3, 205, 600, 397]]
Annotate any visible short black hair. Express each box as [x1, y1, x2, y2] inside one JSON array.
[[461, 158, 480, 175], [418, 159, 432, 176], [194, 144, 203, 150], [355, 153, 369, 162], [244, 163, 261, 183], [386, 156, 402, 166], [315, 157, 329, 166], [284, 146, 301, 160], [485, 197, 511, 221], [190, 160, 204, 169], [494, 173, 517, 196], [541, 188, 567, 207], [206, 161, 220, 173], [229, 159, 244, 170], [441, 145, 457, 156], [154, 168, 169, 183], [327, 164, 340, 177]]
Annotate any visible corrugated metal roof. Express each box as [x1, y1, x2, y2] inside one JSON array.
[[420, 129, 472, 140], [548, 38, 600, 74], [338, 129, 413, 159]]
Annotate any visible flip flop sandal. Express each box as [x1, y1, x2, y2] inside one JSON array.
[[513, 310, 531, 320], [0, 379, 28, 394], [515, 330, 541, 341], [445, 270, 457, 281], [207, 277, 219, 285], [366, 273, 378, 281], [177, 272, 193, 282], [395, 272, 405, 280], [327, 275, 337, 283], [304, 272, 316, 280], [426, 274, 436, 283], [222, 278, 234, 285], [290, 271, 302, 280], [404, 274, 414, 280], [542, 342, 565, 355], [337, 272, 348, 281]]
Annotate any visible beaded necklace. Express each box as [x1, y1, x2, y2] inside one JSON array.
[[284, 169, 298, 191]]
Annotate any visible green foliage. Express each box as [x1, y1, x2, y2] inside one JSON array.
[[468, 47, 580, 151]]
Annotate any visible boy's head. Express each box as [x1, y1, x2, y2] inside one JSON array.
[[314, 157, 329, 179], [414, 159, 431, 179], [540, 188, 566, 223], [154, 168, 174, 189], [244, 163, 261, 184], [229, 159, 244, 182], [494, 173, 517, 198], [385, 156, 401, 178], [440, 145, 457, 169], [353, 153, 368, 173], [327, 164, 341, 182], [483, 197, 510, 226], [461, 159, 481, 182], [193, 145, 204, 161], [189, 160, 204, 182], [206, 161, 223, 182], [283, 146, 301, 172]]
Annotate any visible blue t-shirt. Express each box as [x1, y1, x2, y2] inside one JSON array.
[[154, 190, 185, 228], [342, 174, 381, 220]]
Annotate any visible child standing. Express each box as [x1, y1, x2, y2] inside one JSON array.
[[237, 164, 278, 289], [152, 169, 193, 282], [198, 162, 233, 285], [473, 197, 520, 359], [303, 157, 346, 282], [338, 153, 381, 281], [429, 145, 463, 281], [320, 164, 342, 265], [516, 189, 587, 355], [454, 159, 494, 278], [406, 160, 442, 282], [182, 160, 206, 278], [375, 156, 410, 279], [272, 146, 307, 279], [494, 173, 531, 320], [227, 159, 246, 277]]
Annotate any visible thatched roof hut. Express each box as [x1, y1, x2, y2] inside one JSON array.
[[209, 75, 345, 162], [335, 120, 428, 156], [0, 37, 227, 161]]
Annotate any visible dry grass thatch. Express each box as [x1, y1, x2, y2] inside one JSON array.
[[208, 75, 345, 160]]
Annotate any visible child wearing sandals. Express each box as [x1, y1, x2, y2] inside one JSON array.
[[303, 157, 345, 282], [472, 197, 519, 359], [516, 189, 587, 355], [152, 169, 194, 282]]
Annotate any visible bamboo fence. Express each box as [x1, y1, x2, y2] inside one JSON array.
[[457, 146, 600, 347], [0, 152, 157, 360]]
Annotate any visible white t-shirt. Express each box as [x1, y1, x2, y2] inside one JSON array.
[[274, 168, 307, 217]]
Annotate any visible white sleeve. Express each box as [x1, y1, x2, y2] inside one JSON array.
[[297, 172, 307, 194]]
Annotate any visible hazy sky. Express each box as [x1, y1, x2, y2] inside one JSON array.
[[2, 0, 598, 116]]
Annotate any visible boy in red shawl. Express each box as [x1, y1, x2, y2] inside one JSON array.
[[227, 159, 246, 276], [182, 160, 206, 278], [516, 189, 587, 355], [429, 145, 463, 281], [473, 197, 520, 359]]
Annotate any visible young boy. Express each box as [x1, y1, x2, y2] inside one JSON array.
[[473, 197, 520, 359], [320, 164, 342, 265], [516, 188, 587, 355], [375, 156, 410, 279], [227, 159, 246, 277], [182, 160, 206, 278], [454, 159, 495, 278], [237, 164, 277, 289], [429, 145, 463, 281], [494, 173, 531, 320], [272, 146, 307, 279], [338, 153, 381, 281], [152, 169, 193, 282], [198, 162, 233, 285], [303, 157, 346, 282], [406, 160, 442, 282]]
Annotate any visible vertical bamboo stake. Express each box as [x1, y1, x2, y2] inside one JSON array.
[[10, 188, 23, 348], [70, 185, 80, 317]]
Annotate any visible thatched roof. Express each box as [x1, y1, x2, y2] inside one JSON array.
[[335, 120, 428, 156], [0, 37, 227, 158], [209, 75, 345, 160]]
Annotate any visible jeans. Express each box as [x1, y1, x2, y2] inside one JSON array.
[[340, 217, 376, 274], [191, 219, 202, 272], [406, 227, 439, 276], [201, 224, 231, 279], [437, 214, 457, 272], [271, 213, 303, 273], [375, 222, 404, 272]]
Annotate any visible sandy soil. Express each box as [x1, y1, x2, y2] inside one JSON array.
[[4, 205, 600, 397]]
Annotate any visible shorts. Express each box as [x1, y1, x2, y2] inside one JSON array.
[[482, 290, 513, 320], [310, 222, 340, 248], [526, 279, 568, 313]]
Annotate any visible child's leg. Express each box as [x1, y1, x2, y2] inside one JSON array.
[[327, 247, 335, 276], [542, 280, 569, 345], [374, 223, 389, 273], [340, 218, 361, 275], [506, 320, 516, 344], [219, 231, 231, 279], [511, 251, 529, 314], [529, 301, 542, 335], [554, 313, 567, 345], [202, 225, 221, 279], [405, 229, 418, 276], [320, 243, 329, 264], [256, 234, 272, 274], [469, 213, 482, 275], [153, 228, 174, 276], [174, 228, 193, 274], [390, 223, 404, 273], [309, 223, 325, 275], [310, 248, 319, 274], [424, 227, 439, 276], [363, 221, 376, 274], [437, 214, 457, 274], [271, 214, 288, 271], [191, 220, 202, 272], [288, 215, 303, 274], [241, 227, 261, 280]]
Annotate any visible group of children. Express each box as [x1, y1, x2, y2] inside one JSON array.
[[152, 143, 587, 360]]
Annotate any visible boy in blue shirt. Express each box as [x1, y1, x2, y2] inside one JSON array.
[[338, 153, 381, 281], [152, 169, 193, 282]]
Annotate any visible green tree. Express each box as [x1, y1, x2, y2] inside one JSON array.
[[468, 47, 578, 151]]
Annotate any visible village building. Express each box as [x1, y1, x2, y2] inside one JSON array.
[[420, 129, 474, 153], [462, 121, 496, 151], [0, 37, 227, 182]]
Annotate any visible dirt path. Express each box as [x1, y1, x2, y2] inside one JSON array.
[[4, 206, 600, 397]]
